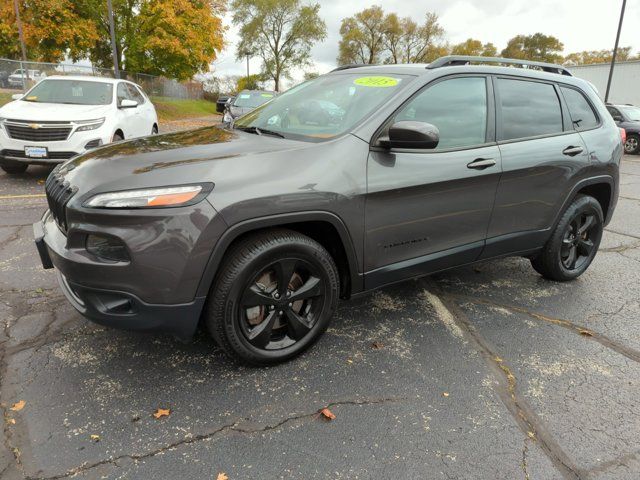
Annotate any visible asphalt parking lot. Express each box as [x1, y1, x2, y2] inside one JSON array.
[[1, 154, 639, 480]]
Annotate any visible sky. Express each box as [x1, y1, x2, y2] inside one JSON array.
[[211, 0, 640, 89]]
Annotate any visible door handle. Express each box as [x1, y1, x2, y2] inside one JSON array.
[[467, 158, 496, 170], [563, 146, 584, 156]]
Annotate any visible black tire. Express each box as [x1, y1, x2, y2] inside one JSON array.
[[531, 195, 603, 281], [112, 132, 124, 142], [625, 134, 639, 155], [1, 163, 28, 174], [151, 125, 158, 135], [205, 229, 339, 365]]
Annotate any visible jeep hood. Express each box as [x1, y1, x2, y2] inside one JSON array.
[[61, 126, 312, 197]]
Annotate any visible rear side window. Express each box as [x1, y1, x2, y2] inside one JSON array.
[[395, 77, 487, 149], [497, 78, 563, 141], [561, 87, 598, 130]]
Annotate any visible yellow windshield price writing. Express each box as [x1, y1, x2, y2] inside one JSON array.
[[353, 76, 399, 87]]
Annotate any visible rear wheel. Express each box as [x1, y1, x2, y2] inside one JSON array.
[[151, 125, 158, 135], [1, 163, 28, 174], [205, 229, 339, 365], [112, 132, 124, 142], [531, 195, 603, 281], [625, 134, 639, 155]]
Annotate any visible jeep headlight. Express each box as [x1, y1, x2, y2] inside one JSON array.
[[84, 184, 213, 208]]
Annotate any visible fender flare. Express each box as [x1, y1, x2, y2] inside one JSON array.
[[195, 211, 364, 298], [552, 175, 616, 228]]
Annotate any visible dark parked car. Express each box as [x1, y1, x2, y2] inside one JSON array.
[[216, 94, 234, 114], [606, 103, 640, 154], [35, 56, 622, 365], [222, 89, 276, 125]]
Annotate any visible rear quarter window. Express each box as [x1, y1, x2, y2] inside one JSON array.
[[497, 78, 563, 141], [561, 87, 599, 130]]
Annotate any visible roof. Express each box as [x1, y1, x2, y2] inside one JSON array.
[[328, 56, 578, 84]]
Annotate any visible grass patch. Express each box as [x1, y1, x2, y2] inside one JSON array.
[[151, 96, 219, 122], [0, 92, 13, 107]]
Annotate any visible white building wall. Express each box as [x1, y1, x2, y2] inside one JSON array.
[[569, 61, 640, 106]]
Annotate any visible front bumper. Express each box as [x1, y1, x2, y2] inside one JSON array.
[[0, 125, 109, 165], [34, 202, 226, 339]]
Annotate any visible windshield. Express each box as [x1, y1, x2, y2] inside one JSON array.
[[619, 106, 640, 121], [234, 91, 276, 108], [234, 73, 411, 141], [22, 79, 113, 106]]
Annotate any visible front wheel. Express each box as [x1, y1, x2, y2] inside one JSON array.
[[625, 134, 639, 155], [531, 195, 603, 281], [205, 229, 339, 365]]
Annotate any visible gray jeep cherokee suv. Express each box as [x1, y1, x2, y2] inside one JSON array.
[[34, 56, 623, 365]]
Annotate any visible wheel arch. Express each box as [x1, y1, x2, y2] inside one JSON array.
[[554, 175, 616, 228], [196, 211, 363, 300]]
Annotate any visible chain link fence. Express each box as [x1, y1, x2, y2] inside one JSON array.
[[0, 58, 204, 100]]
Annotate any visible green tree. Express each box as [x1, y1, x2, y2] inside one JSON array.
[[338, 6, 387, 65], [564, 47, 635, 65], [501, 33, 564, 63], [125, 0, 225, 80], [0, 0, 97, 62], [232, 0, 326, 92], [73, 0, 225, 80], [303, 71, 319, 81], [451, 39, 497, 57], [236, 73, 264, 91], [339, 8, 445, 65]]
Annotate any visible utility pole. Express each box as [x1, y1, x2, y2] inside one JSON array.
[[13, 0, 27, 91], [106, 0, 120, 79], [246, 54, 250, 77], [605, 0, 626, 103]]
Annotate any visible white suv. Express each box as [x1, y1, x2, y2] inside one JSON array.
[[7, 68, 46, 88], [0, 76, 158, 174]]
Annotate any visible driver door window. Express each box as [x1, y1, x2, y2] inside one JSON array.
[[393, 77, 488, 150]]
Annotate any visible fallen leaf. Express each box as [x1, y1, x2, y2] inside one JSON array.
[[8, 419, 15, 425], [346, 359, 353, 364], [216, 473, 228, 480], [10, 400, 25, 412], [90, 434, 100, 442], [442, 392, 450, 397], [319, 408, 336, 420], [153, 408, 171, 419], [578, 329, 593, 337], [371, 341, 384, 350]]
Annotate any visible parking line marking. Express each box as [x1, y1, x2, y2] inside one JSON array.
[[0, 194, 47, 199]]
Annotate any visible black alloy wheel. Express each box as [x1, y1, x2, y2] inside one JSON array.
[[239, 258, 324, 351], [531, 194, 603, 281], [560, 212, 598, 271], [206, 229, 339, 365]]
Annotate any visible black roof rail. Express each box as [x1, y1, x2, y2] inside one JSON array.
[[427, 56, 572, 76], [330, 63, 372, 72]]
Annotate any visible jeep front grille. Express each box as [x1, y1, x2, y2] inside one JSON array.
[[45, 166, 75, 232]]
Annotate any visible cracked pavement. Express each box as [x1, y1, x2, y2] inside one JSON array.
[[1, 156, 640, 479]]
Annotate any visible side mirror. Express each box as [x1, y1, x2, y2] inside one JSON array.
[[379, 121, 440, 149], [11, 94, 23, 101], [119, 99, 138, 109], [613, 115, 623, 122]]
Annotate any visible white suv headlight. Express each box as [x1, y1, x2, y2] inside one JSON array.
[[75, 118, 105, 133], [84, 184, 212, 208]]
